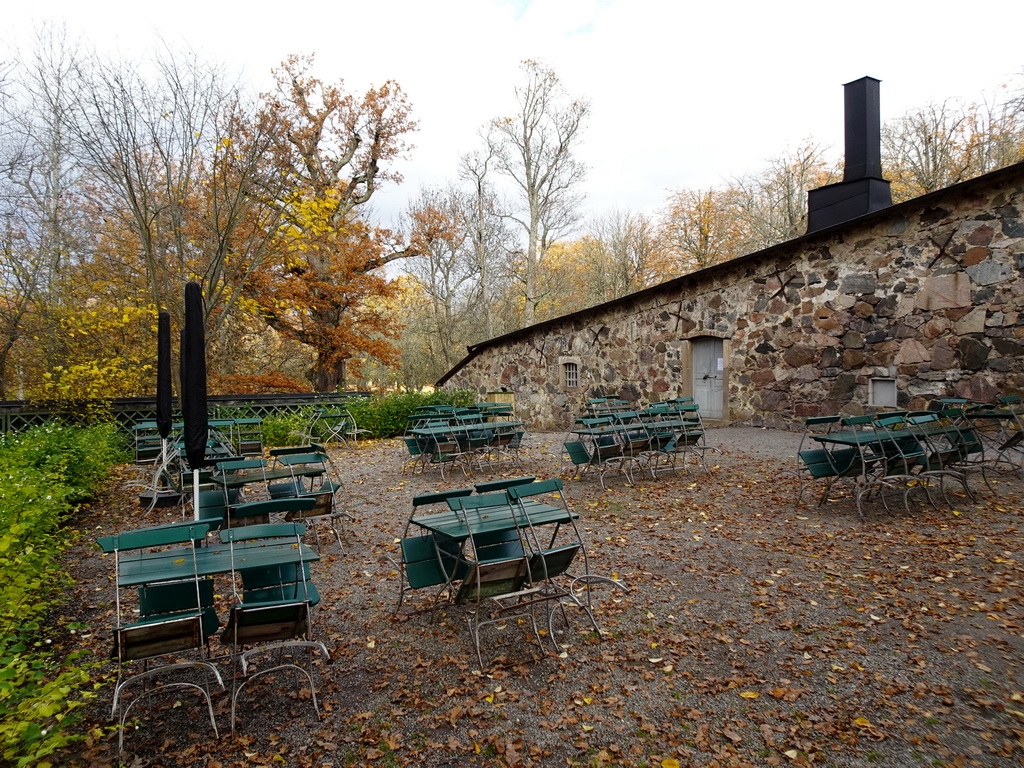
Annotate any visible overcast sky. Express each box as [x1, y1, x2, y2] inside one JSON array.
[[5, 0, 1023, 230]]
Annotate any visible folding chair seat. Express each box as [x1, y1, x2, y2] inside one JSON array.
[[873, 414, 932, 511], [942, 413, 996, 494], [193, 488, 241, 530], [241, 561, 321, 606], [562, 438, 632, 489], [792, 415, 852, 508], [454, 555, 542, 669], [393, 533, 467, 613], [227, 497, 317, 529], [136, 578, 220, 639], [402, 436, 427, 472], [795, 446, 860, 507], [391, 488, 475, 612], [660, 404, 712, 473], [220, 524, 328, 731]]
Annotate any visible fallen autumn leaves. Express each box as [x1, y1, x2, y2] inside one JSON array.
[[58, 427, 1023, 767]]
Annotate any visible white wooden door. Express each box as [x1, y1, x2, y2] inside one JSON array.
[[692, 337, 724, 419]]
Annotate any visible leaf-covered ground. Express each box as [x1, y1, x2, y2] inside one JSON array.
[[60, 427, 1024, 767]]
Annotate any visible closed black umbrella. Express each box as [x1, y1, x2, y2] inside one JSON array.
[[156, 311, 173, 441], [181, 282, 208, 514]]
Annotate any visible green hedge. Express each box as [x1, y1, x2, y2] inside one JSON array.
[[342, 389, 477, 439], [260, 390, 478, 445], [0, 423, 127, 767]]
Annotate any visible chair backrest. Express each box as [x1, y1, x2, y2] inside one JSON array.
[[270, 444, 325, 458], [220, 522, 307, 543], [506, 478, 563, 501], [473, 476, 537, 494], [215, 458, 267, 473], [412, 488, 474, 509], [97, 520, 212, 553], [447, 492, 509, 511], [138, 578, 220, 637], [277, 452, 329, 467], [401, 533, 466, 588], [240, 561, 314, 591]]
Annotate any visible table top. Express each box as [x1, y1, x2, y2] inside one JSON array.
[[114, 538, 319, 587], [410, 421, 524, 437], [570, 417, 699, 437], [812, 421, 970, 447], [410, 499, 574, 541], [211, 466, 325, 489]]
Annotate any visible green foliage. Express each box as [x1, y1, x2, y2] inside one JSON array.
[[0, 422, 125, 766], [345, 389, 476, 438], [261, 408, 319, 447]]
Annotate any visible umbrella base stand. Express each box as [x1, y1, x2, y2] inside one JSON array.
[[138, 490, 182, 508]]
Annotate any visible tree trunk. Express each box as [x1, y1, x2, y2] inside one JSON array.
[[309, 357, 346, 392]]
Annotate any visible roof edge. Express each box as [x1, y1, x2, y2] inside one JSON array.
[[435, 159, 1024, 387]]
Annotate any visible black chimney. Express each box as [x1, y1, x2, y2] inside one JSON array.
[[806, 76, 892, 233]]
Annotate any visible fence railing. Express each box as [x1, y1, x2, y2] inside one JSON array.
[[0, 391, 371, 434]]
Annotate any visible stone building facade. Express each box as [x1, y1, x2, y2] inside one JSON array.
[[438, 162, 1024, 431]]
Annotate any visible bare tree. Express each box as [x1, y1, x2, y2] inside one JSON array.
[[489, 60, 589, 325], [731, 141, 839, 249], [585, 210, 667, 298], [0, 25, 90, 395], [64, 42, 287, 353], [404, 187, 475, 372]]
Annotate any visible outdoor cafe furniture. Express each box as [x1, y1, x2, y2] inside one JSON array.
[[401, 478, 627, 666], [801, 410, 984, 515], [564, 404, 710, 487], [97, 519, 323, 739], [219, 523, 329, 731], [99, 520, 224, 750], [406, 420, 527, 478], [292, 407, 368, 447], [962, 397, 1024, 478], [393, 488, 476, 614]]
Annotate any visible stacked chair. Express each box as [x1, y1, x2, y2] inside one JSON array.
[[99, 521, 224, 751], [220, 523, 329, 731], [395, 477, 628, 668]]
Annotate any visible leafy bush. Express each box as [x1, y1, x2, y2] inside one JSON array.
[[261, 408, 318, 447], [345, 389, 477, 438], [0, 422, 125, 766], [257, 390, 478, 445]]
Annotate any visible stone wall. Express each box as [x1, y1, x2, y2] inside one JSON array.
[[444, 166, 1024, 431]]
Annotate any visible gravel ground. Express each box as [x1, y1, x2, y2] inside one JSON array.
[[60, 426, 1024, 767]]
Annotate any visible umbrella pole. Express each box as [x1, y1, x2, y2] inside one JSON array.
[[193, 468, 200, 522]]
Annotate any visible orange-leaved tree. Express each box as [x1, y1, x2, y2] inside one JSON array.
[[248, 55, 423, 391]]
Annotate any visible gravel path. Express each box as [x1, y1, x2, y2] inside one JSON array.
[[62, 426, 1024, 767]]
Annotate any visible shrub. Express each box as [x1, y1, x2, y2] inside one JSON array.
[[345, 389, 477, 438], [261, 408, 319, 447], [0, 422, 125, 766]]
